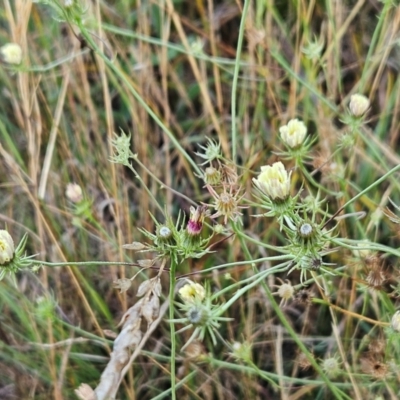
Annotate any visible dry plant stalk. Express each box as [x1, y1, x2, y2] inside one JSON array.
[[75, 276, 162, 400]]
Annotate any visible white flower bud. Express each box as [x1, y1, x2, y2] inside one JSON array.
[[253, 162, 291, 201], [0, 43, 22, 65], [349, 94, 370, 117], [391, 310, 400, 332], [0, 230, 14, 265], [65, 183, 83, 203], [279, 119, 307, 148]]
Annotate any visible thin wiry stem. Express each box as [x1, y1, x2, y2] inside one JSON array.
[[231, 0, 251, 163]]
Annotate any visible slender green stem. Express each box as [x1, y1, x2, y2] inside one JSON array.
[[231, 0, 251, 163], [31, 260, 135, 267], [169, 259, 177, 400], [230, 223, 350, 399], [205, 358, 361, 388], [260, 283, 351, 399], [151, 370, 197, 400], [216, 263, 290, 312], [299, 163, 341, 197], [359, 0, 392, 91], [76, 22, 201, 176], [338, 163, 400, 212]]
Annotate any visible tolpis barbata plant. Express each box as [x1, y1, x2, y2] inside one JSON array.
[[172, 281, 232, 351], [0, 230, 37, 281], [138, 206, 213, 264]]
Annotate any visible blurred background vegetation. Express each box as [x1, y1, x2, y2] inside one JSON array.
[[1, 0, 400, 399]]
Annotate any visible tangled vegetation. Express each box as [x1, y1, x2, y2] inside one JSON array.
[[1, 1, 400, 399]]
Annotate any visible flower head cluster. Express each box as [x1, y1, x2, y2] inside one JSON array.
[[253, 162, 291, 202], [139, 208, 212, 263], [279, 119, 307, 149], [207, 184, 246, 224]]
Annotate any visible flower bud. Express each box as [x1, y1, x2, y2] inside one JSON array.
[[203, 166, 221, 185], [0, 43, 22, 65], [0, 230, 14, 265], [321, 356, 341, 378], [279, 119, 307, 148], [187, 206, 208, 236], [391, 310, 400, 332], [253, 162, 291, 201], [66, 183, 83, 203], [349, 94, 370, 117]]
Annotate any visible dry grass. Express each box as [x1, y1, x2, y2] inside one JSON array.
[[1, 0, 400, 399]]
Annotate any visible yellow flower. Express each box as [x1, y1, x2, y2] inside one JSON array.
[[349, 94, 370, 117], [179, 282, 205, 303], [0, 43, 22, 65], [253, 161, 291, 201], [279, 119, 307, 148], [0, 230, 14, 265]]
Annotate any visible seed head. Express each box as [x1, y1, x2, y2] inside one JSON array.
[[275, 279, 294, 306], [208, 185, 245, 224], [364, 256, 385, 289], [157, 225, 172, 240], [295, 288, 314, 304], [360, 356, 388, 379], [187, 305, 206, 325], [298, 222, 313, 238], [296, 351, 313, 370], [203, 166, 221, 186]]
